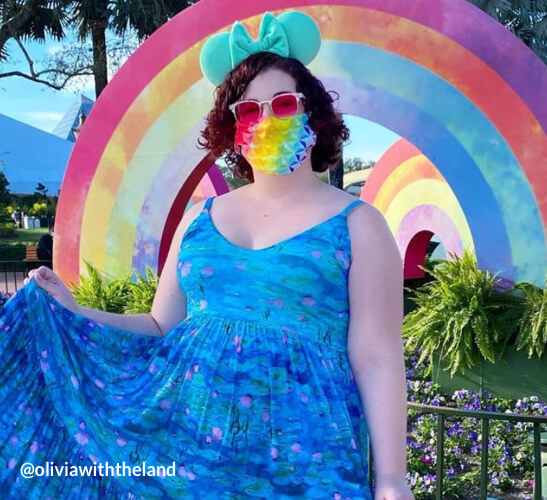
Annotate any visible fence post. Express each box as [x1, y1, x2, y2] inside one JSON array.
[[436, 413, 445, 500], [480, 418, 490, 499]]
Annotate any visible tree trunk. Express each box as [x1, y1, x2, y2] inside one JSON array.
[[90, 20, 108, 98]]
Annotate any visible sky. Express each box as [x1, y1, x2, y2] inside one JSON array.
[[0, 30, 400, 163]]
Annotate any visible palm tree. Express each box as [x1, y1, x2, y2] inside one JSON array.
[[69, 0, 196, 97], [1, 0, 196, 95], [0, 0, 70, 61], [468, 0, 547, 63]]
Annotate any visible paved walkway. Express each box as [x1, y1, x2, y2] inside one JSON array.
[[0, 270, 28, 295]]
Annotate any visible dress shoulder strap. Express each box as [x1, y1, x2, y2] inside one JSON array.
[[203, 196, 214, 211], [340, 198, 366, 217]]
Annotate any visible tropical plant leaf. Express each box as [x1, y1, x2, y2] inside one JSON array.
[[402, 248, 538, 377]]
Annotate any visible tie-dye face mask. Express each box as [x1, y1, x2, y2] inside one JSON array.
[[234, 113, 317, 176]]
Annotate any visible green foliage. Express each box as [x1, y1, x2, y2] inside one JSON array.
[[0, 227, 50, 251], [70, 260, 132, 313], [343, 157, 375, 172], [69, 260, 159, 314], [0, 244, 24, 260], [466, 0, 547, 64], [0, 222, 16, 238], [0, 171, 11, 205], [34, 183, 48, 199], [512, 275, 547, 359], [1, 0, 195, 95], [0, 0, 68, 62], [28, 202, 49, 216], [124, 265, 160, 314], [402, 249, 522, 377]]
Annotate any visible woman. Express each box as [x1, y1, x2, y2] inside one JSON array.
[[1, 10, 412, 500]]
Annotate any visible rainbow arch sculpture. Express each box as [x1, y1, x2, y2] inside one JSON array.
[[363, 138, 473, 281], [53, 0, 547, 288]]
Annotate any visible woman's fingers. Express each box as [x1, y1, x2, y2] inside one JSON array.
[[34, 271, 57, 295], [29, 266, 54, 280], [28, 268, 41, 279], [26, 266, 58, 288]]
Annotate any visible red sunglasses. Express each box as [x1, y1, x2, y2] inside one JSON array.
[[229, 92, 305, 123]]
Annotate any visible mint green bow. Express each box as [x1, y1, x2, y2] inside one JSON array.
[[229, 11, 289, 68], [199, 10, 321, 86]]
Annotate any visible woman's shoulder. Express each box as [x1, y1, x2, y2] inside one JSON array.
[[346, 196, 394, 260], [174, 198, 209, 243], [317, 185, 368, 214]]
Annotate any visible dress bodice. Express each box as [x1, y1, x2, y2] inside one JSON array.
[[177, 196, 366, 352]]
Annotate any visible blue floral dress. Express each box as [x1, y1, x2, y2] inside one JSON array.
[[0, 195, 373, 500]]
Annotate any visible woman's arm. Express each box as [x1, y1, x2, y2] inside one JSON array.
[[346, 203, 411, 493], [74, 305, 167, 337], [73, 200, 206, 337]]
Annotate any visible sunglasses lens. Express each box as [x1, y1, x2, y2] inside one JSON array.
[[235, 101, 260, 123], [271, 94, 299, 117]]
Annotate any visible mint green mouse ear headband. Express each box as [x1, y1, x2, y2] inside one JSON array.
[[199, 10, 322, 86]]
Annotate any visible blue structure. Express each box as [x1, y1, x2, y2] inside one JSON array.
[[0, 95, 93, 195], [0, 113, 73, 195], [52, 95, 94, 143]]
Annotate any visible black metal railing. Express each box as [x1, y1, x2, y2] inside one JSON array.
[[0, 259, 52, 295], [366, 402, 546, 499]]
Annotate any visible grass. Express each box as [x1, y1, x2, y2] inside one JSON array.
[[0, 227, 50, 246]]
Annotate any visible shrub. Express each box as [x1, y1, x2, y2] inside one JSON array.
[[402, 249, 523, 377], [124, 265, 160, 314], [512, 276, 547, 359], [70, 260, 158, 313], [0, 222, 16, 237]]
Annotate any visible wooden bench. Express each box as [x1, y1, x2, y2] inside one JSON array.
[[23, 245, 39, 262]]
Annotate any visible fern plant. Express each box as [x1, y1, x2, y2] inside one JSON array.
[[70, 260, 135, 313], [512, 274, 547, 359], [402, 249, 522, 377], [69, 260, 159, 314], [124, 265, 159, 314]]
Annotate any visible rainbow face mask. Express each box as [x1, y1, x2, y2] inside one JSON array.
[[234, 113, 317, 176]]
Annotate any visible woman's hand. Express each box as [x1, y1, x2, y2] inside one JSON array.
[[24, 266, 81, 314], [374, 475, 415, 500]]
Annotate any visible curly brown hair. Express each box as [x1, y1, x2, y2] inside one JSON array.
[[197, 52, 350, 182]]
